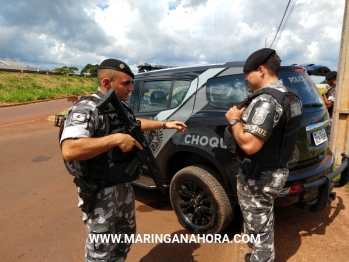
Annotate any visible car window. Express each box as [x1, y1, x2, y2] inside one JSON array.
[[138, 80, 190, 112], [279, 72, 323, 106], [206, 74, 249, 109], [169, 80, 190, 109]]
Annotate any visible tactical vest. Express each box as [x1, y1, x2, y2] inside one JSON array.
[[236, 87, 302, 167], [72, 92, 140, 184]]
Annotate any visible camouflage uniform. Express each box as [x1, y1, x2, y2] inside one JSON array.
[[60, 89, 136, 262], [237, 168, 288, 262], [81, 183, 136, 262], [237, 80, 290, 262]]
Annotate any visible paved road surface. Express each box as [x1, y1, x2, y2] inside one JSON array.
[[0, 98, 74, 126], [0, 119, 241, 262], [0, 102, 348, 261]]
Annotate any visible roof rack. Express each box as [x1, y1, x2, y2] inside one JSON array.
[[137, 62, 177, 73]]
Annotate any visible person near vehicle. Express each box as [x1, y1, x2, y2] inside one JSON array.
[[322, 71, 337, 118], [60, 58, 187, 262], [225, 48, 302, 262]]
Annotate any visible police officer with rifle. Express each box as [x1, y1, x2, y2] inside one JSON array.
[[225, 48, 302, 262], [60, 58, 187, 262]]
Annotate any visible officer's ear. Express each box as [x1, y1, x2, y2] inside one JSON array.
[[257, 65, 266, 76], [102, 78, 112, 88], [260, 65, 272, 78]]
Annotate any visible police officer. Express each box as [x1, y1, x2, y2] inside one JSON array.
[[225, 48, 302, 262], [322, 71, 337, 118], [60, 58, 187, 262]]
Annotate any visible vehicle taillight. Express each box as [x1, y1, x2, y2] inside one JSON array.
[[289, 185, 302, 194], [294, 68, 304, 73]]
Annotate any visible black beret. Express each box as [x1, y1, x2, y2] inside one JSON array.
[[325, 71, 337, 80], [98, 58, 134, 78], [243, 48, 276, 73]]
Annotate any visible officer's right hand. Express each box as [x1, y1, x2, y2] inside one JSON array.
[[116, 134, 143, 152], [225, 106, 246, 123]]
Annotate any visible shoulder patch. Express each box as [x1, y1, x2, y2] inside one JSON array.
[[72, 112, 87, 122], [252, 107, 270, 125]]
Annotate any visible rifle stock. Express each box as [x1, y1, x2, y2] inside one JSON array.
[[97, 89, 166, 193]]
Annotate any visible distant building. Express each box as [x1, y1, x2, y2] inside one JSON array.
[[0, 60, 37, 71]]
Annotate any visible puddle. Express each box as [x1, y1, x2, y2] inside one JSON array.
[[31, 156, 52, 162], [137, 201, 170, 212]]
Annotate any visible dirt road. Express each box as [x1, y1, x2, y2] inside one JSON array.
[[0, 117, 348, 261]]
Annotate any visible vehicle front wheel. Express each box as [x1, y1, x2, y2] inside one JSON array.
[[170, 165, 234, 234]]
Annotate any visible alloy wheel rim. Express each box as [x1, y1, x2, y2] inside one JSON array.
[[177, 181, 213, 226]]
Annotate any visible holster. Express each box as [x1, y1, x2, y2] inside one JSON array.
[[241, 159, 262, 180], [74, 176, 98, 214]]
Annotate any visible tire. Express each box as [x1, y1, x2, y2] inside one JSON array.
[[58, 117, 76, 176], [170, 165, 234, 234]]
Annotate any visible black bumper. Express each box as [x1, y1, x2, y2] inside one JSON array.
[[295, 153, 349, 212]]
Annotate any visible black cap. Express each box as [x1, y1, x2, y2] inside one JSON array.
[[243, 48, 276, 73], [98, 58, 134, 78], [325, 71, 337, 80]]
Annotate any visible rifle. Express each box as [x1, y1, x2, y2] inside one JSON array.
[[97, 89, 166, 193]]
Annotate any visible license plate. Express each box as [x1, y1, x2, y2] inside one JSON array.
[[312, 128, 328, 145]]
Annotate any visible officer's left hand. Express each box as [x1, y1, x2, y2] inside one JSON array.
[[166, 121, 187, 132], [225, 106, 246, 123]]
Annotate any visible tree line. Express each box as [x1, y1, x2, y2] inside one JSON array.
[[53, 64, 98, 77]]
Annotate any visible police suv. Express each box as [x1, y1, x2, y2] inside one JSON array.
[[59, 61, 348, 234]]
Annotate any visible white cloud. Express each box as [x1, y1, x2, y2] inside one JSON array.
[[0, 0, 345, 72]]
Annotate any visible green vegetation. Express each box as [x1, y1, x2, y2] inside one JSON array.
[[80, 64, 99, 77], [52, 66, 79, 74], [318, 88, 325, 94], [0, 72, 98, 105]]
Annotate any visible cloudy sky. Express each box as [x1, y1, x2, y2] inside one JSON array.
[[0, 0, 345, 81]]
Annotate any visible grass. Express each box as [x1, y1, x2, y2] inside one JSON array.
[[0, 72, 98, 106], [317, 88, 326, 94]]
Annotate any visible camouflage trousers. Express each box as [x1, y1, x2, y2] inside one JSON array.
[[237, 167, 289, 262], [78, 182, 136, 262]]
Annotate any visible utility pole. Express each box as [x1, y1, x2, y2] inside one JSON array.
[[329, 0, 349, 165]]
